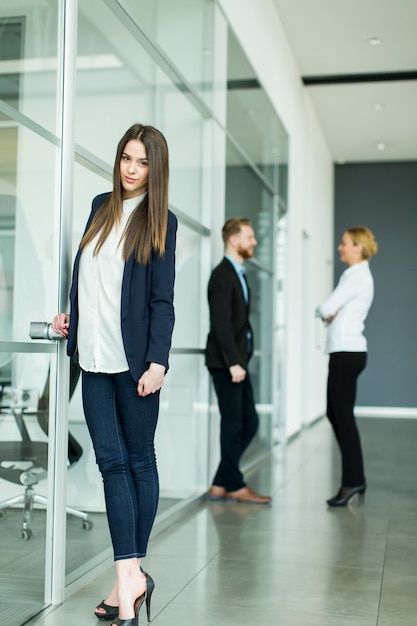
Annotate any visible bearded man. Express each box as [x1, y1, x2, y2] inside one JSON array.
[[205, 218, 271, 504]]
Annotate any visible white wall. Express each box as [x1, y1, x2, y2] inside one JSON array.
[[220, 0, 334, 437]]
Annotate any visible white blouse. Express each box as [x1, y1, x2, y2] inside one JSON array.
[[316, 260, 374, 354], [77, 194, 145, 373]]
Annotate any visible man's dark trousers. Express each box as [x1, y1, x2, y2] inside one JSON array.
[[209, 367, 259, 492]]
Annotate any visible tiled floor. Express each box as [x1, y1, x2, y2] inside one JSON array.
[[26, 417, 417, 625]]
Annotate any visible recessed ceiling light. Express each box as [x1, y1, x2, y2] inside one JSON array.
[[374, 103, 384, 111], [368, 37, 382, 46], [377, 142, 386, 151]]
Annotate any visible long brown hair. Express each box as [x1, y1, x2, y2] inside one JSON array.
[[80, 124, 169, 265]]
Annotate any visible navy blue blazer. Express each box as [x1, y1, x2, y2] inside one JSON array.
[[67, 192, 177, 383]]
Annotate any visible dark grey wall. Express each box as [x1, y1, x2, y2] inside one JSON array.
[[334, 162, 417, 407]]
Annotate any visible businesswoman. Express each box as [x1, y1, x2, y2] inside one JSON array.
[[316, 226, 377, 507], [52, 123, 176, 626]]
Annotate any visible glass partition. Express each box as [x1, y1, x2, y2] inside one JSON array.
[[172, 222, 208, 349], [225, 139, 275, 268], [224, 27, 289, 455], [227, 29, 288, 190], [0, 122, 59, 353], [76, 0, 207, 221], [0, 4, 60, 134], [123, 0, 215, 109], [0, 2, 65, 620], [0, 348, 54, 624], [157, 353, 210, 501]]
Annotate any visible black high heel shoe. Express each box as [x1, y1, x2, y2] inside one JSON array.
[[110, 592, 145, 626], [110, 572, 154, 626], [327, 484, 366, 507], [95, 569, 154, 623], [94, 600, 119, 621], [144, 572, 155, 622]]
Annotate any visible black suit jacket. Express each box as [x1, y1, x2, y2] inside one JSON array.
[[67, 192, 177, 383], [205, 257, 252, 369]]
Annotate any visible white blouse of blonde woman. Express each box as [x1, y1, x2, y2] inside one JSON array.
[[316, 231, 374, 354]]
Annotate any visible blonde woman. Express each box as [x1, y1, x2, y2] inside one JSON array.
[[316, 226, 377, 507]]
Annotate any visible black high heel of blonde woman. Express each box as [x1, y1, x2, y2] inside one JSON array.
[[326, 484, 366, 507]]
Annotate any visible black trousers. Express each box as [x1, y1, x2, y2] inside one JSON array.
[[209, 368, 259, 492], [327, 351, 367, 487]]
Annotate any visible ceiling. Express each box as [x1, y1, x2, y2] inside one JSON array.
[[272, 0, 417, 163]]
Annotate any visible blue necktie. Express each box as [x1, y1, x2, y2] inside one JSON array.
[[239, 267, 248, 303]]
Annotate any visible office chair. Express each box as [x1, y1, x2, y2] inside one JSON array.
[[0, 356, 93, 540]]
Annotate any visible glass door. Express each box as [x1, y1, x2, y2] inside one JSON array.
[[0, 2, 74, 621], [0, 343, 57, 624], [0, 112, 65, 621]]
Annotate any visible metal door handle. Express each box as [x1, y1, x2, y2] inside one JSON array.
[[29, 322, 65, 340]]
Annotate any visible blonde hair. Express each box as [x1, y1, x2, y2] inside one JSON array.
[[346, 226, 378, 260]]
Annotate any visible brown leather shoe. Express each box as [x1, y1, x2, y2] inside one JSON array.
[[208, 485, 226, 500], [225, 486, 271, 504]]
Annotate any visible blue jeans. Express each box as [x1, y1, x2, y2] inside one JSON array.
[[81, 370, 159, 560]]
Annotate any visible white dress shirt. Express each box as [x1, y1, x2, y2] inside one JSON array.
[[77, 194, 145, 373], [316, 260, 374, 354]]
